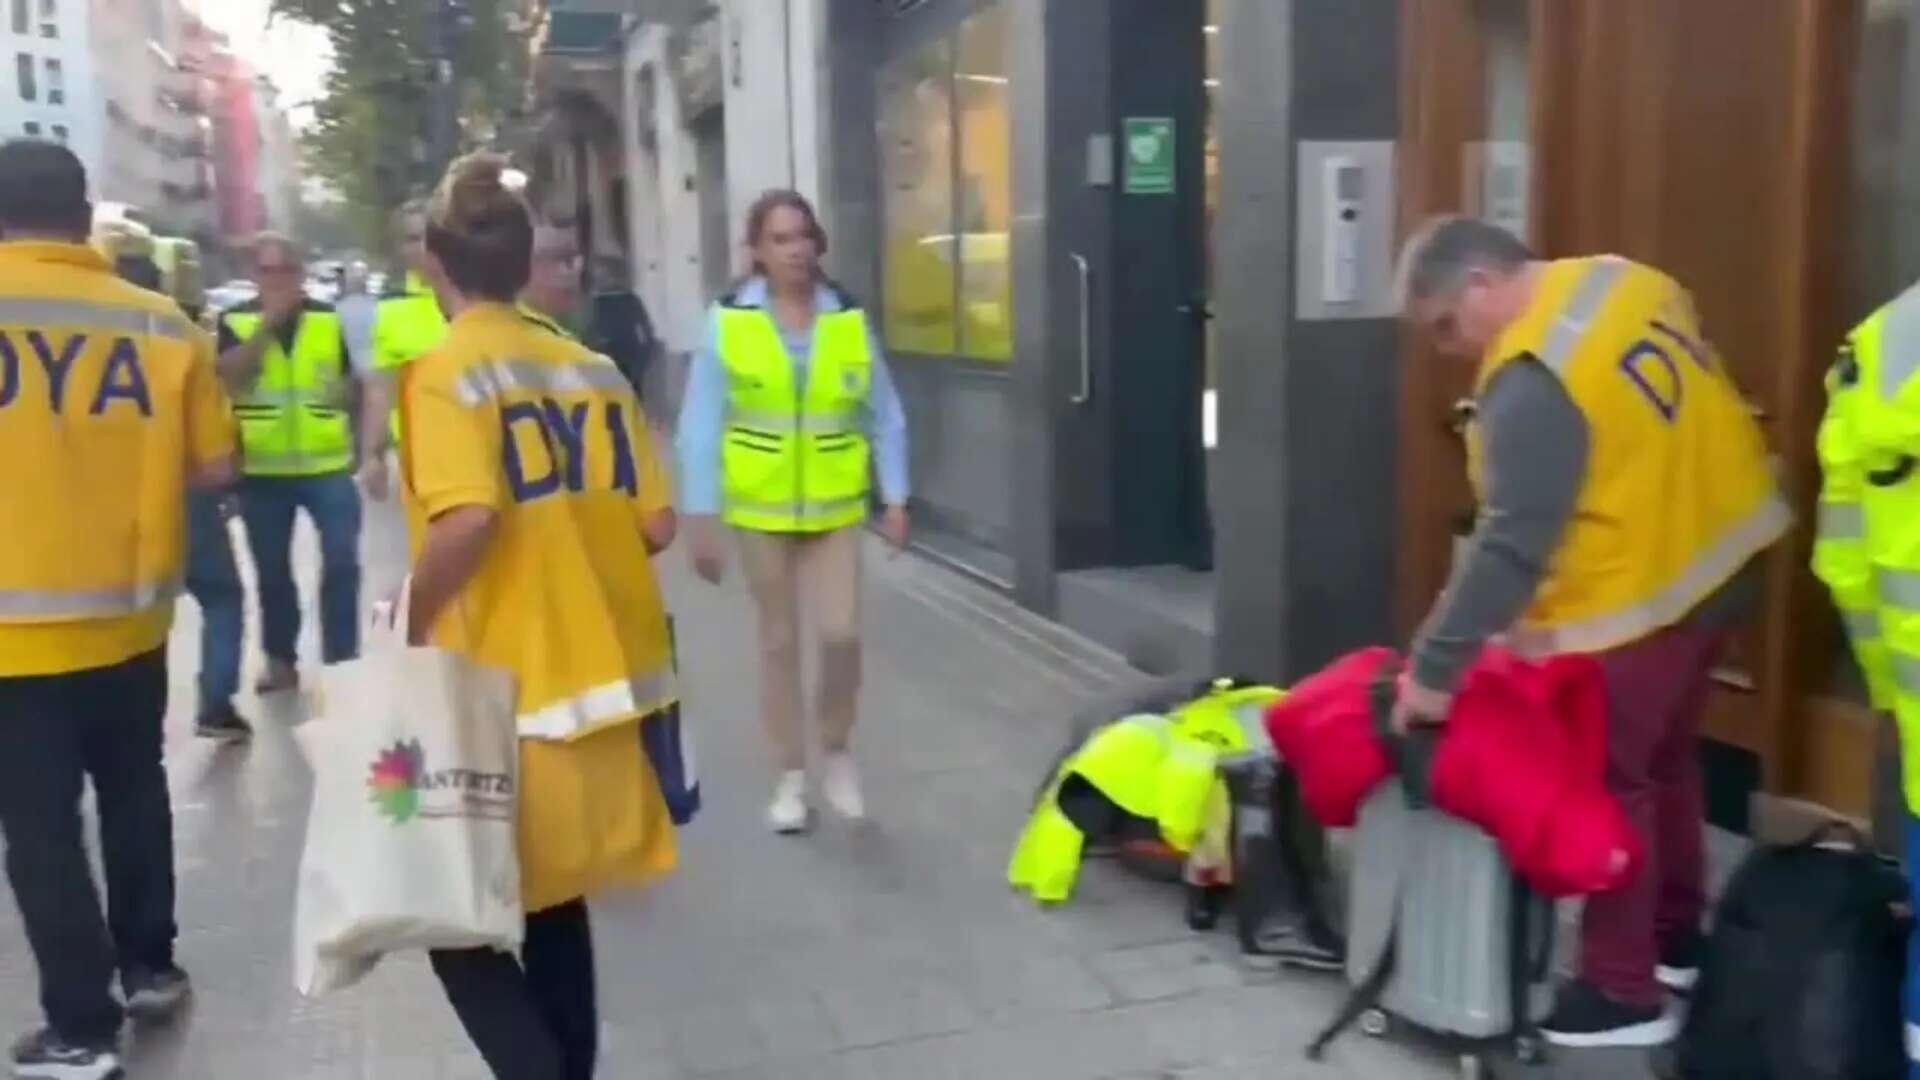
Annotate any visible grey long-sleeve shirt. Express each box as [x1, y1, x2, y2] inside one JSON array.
[[1409, 359, 1586, 692]]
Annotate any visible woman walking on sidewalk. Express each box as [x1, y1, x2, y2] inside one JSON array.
[[677, 189, 911, 833], [401, 153, 681, 1080]]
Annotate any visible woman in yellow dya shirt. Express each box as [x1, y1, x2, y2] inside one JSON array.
[[399, 153, 678, 1080]]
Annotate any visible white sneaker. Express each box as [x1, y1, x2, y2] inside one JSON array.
[[822, 752, 865, 820], [767, 770, 810, 834]]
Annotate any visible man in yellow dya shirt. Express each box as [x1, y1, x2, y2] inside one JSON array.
[[0, 140, 237, 1080], [1395, 217, 1788, 1049]]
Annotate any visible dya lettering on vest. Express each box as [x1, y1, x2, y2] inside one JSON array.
[[607, 401, 638, 496], [93, 338, 153, 417], [541, 400, 590, 493], [1620, 340, 1683, 422], [0, 329, 150, 416], [501, 396, 642, 505]]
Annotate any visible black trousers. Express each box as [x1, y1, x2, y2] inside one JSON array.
[[0, 649, 175, 1045], [432, 899, 598, 1080]]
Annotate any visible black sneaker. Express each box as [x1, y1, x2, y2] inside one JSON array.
[[122, 966, 192, 1021], [8, 1028, 121, 1079], [1241, 913, 1346, 973], [1657, 930, 1703, 993], [1540, 980, 1679, 1049], [194, 704, 253, 743]]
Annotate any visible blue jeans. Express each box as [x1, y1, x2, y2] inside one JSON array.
[[184, 491, 243, 713], [239, 472, 362, 665]]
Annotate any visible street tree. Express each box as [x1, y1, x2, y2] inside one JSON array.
[[269, 0, 530, 255]]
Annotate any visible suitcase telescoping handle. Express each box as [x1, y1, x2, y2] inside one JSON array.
[[1367, 663, 1442, 811]]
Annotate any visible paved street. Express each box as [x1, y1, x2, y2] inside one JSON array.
[[0, 500, 1666, 1078]]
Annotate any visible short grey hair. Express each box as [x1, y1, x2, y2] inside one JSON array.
[[1395, 215, 1532, 310], [251, 231, 304, 267]]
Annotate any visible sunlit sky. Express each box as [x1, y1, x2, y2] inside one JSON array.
[[188, 0, 333, 128]]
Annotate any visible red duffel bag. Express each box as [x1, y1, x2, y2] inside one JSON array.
[[1266, 647, 1642, 898]]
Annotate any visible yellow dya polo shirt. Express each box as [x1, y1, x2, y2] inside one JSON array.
[[0, 242, 235, 676], [401, 301, 676, 909]]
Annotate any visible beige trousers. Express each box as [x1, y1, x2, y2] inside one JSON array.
[[736, 525, 863, 771]]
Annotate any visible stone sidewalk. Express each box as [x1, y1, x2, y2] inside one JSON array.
[[0, 501, 1664, 1078]]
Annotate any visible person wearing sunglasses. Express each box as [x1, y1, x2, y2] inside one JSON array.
[[215, 234, 387, 701], [1393, 216, 1788, 1049]]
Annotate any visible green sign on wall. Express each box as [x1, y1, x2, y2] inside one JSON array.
[[1122, 117, 1175, 196]]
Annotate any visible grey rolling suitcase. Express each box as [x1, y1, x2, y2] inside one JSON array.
[[1307, 676, 1555, 1079]]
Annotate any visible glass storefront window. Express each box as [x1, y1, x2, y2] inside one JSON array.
[[878, 3, 1013, 363], [879, 39, 958, 356], [954, 5, 1011, 361]]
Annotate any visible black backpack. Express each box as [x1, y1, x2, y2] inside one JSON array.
[[1678, 823, 1911, 1080]]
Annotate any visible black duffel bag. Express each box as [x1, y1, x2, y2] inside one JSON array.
[[1678, 822, 1911, 1080]]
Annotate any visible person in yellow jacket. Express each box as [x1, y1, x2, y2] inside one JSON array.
[[0, 139, 236, 1079], [1811, 284, 1920, 1079], [677, 189, 910, 834], [401, 153, 678, 1080], [216, 234, 386, 697], [1394, 217, 1790, 1049]]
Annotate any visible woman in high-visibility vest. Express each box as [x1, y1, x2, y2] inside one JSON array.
[[677, 190, 911, 834]]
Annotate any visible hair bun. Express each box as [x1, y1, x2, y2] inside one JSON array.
[[432, 152, 522, 230]]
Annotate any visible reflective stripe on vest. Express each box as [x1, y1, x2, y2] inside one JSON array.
[[1847, 610, 1883, 641], [725, 408, 858, 436], [1513, 494, 1794, 657], [516, 663, 676, 741], [0, 577, 181, 619], [1891, 650, 1920, 698], [722, 495, 869, 527], [1818, 501, 1865, 540], [0, 297, 194, 341], [454, 357, 632, 407], [1881, 567, 1920, 608], [1876, 284, 1920, 401], [1538, 257, 1629, 374]]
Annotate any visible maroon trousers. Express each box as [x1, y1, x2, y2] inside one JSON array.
[[1579, 621, 1724, 1008]]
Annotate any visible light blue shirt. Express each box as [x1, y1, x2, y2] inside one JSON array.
[[675, 276, 911, 516]]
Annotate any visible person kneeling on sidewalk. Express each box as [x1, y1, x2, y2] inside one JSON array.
[[1392, 217, 1790, 1049]]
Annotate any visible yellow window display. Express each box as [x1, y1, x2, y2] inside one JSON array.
[[878, 3, 1012, 363]]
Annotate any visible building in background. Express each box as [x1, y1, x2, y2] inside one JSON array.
[[253, 73, 299, 231], [2, 0, 101, 169], [4, 0, 281, 267]]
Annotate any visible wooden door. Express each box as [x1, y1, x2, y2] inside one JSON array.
[[1398, 0, 1865, 809]]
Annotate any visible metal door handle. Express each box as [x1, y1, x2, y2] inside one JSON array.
[[1070, 252, 1092, 405]]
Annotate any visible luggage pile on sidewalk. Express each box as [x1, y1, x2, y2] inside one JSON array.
[[1011, 652, 1918, 1079]]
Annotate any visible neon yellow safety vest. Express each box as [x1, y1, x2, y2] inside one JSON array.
[[222, 308, 352, 477], [1813, 284, 1920, 811], [373, 272, 447, 443], [716, 294, 873, 533], [1008, 682, 1285, 904]]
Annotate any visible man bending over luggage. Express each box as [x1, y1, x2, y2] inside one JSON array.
[[1392, 217, 1790, 1049]]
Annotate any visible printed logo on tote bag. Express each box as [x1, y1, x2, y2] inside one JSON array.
[[367, 739, 515, 824]]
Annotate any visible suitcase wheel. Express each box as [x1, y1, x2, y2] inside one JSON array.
[[1513, 1034, 1545, 1066], [1359, 1009, 1390, 1038], [1457, 1053, 1492, 1080]]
